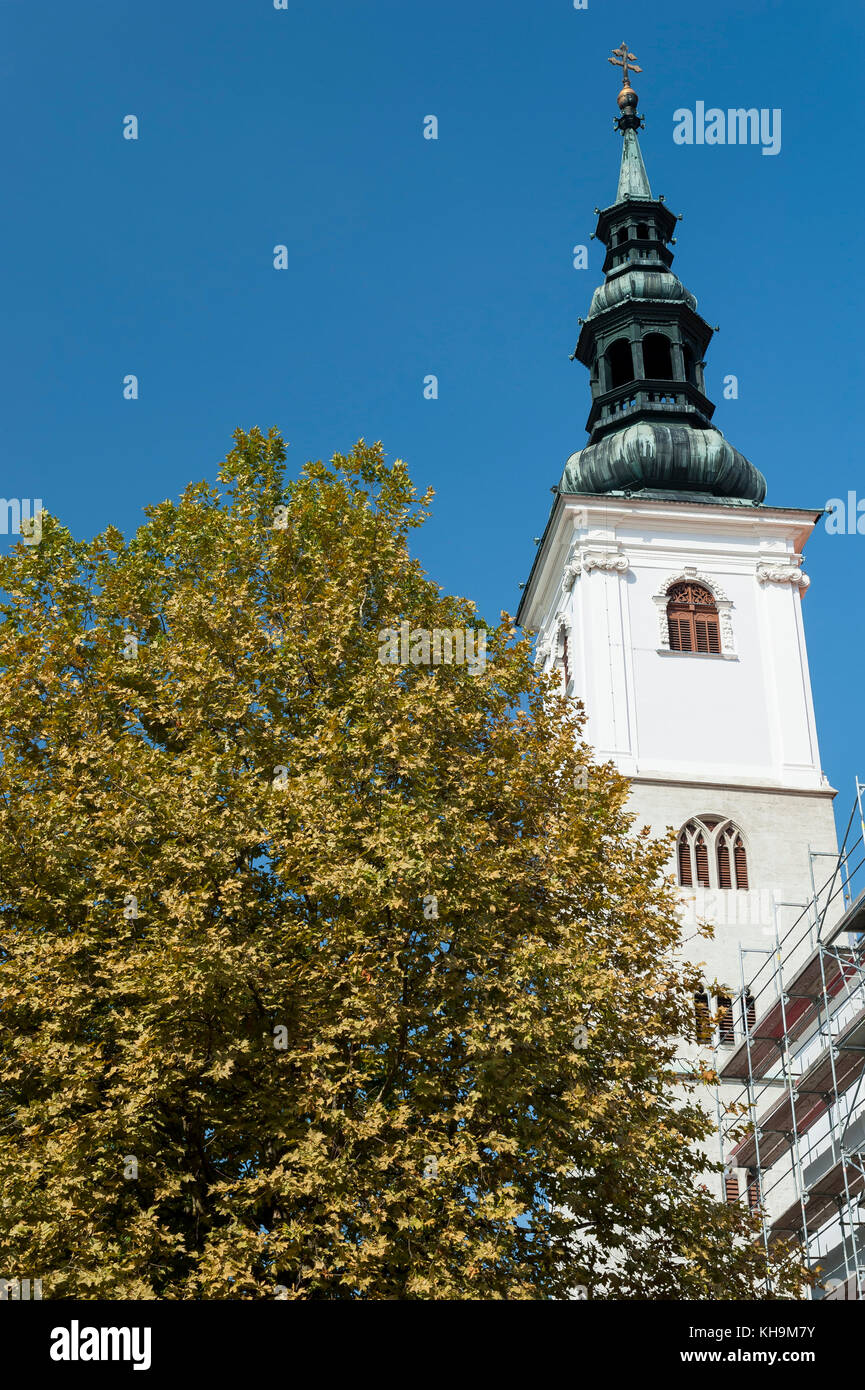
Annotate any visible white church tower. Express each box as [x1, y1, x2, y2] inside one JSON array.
[[516, 51, 840, 1203]]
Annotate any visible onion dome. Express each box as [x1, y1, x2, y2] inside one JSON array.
[[561, 422, 766, 504]]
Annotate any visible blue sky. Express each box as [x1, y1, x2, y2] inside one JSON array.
[[2, 0, 863, 829]]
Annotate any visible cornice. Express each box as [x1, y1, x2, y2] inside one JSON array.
[[628, 775, 837, 801]]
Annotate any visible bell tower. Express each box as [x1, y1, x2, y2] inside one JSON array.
[[516, 50, 839, 1087]]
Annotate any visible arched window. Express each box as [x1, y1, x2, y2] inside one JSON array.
[[636, 222, 650, 240], [666, 581, 721, 654], [606, 338, 634, 389], [615, 226, 629, 245], [642, 331, 674, 379], [717, 822, 750, 890], [677, 817, 751, 891]]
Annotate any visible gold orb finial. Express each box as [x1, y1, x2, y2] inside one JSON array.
[[608, 42, 643, 129]]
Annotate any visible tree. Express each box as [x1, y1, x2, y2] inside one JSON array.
[[0, 428, 807, 1299]]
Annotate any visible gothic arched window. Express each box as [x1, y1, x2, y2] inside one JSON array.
[[642, 331, 674, 379], [666, 581, 721, 654], [677, 817, 750, 891], [716, 822, 750, 890], [606, 338, 634, 388]]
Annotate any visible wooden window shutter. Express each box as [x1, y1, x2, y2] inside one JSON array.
[[743, 991, 756, 1034], [717, 841, 732, 889], [677, 833, 693, 887], [666, 582, 721, 655], [725, 1172, 740, 1204], [717, 993, 735, 1045], [734, 835, 749, 890], [747, 1171, 761, 1212], [695, 992, 712, 1045], [694, 834, 710, 888]]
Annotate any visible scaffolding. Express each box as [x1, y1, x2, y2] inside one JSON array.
[[714, 779, 865, 1300]]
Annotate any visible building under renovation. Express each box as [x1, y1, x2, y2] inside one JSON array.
[[516, 49, 864, 1299]]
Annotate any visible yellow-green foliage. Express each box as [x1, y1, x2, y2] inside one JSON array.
[[0, 429, 807, 1299]]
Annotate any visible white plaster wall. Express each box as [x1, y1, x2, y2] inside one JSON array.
[[626, 781, 839, 991], [552, 500, 825, 790], [524, 494, 842, 1218]]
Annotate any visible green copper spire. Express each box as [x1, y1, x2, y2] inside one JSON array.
[[609, 43, 652, 201], [559, 45, 767, 505], [616, 126, 652, 202]]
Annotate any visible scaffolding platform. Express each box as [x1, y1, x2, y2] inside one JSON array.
[[720, 938, 862, 1083], [769, 1156, 865, 1242], [712, 780, 865, 1298], [730, 1005, 865, 1169]]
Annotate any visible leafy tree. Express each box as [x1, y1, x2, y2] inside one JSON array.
[[0, 429, 807, 1299]]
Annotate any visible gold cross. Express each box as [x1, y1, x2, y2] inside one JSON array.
[[608, 42, 642, 87]]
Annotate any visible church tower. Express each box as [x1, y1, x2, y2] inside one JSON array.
[[516, 50, 840, 1193]]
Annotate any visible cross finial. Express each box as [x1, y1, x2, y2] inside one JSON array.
[[608, 42, 642, 89]]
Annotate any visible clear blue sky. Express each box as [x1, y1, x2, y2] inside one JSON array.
[[2, 0, 863, 830]]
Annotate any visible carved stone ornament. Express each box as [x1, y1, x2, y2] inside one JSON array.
[[652, 569, 736, 657], [756, 561, 810, 588], [583, 552, 630, 574], [563, 561, 581, 591], [564, 550, 629, 589]]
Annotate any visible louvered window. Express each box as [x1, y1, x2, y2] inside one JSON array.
[[677, 818, 750, 893], [695, 992, 713, 1045], [717, 824, 749, 890], [747, 1171, 761, 1213], [717, 840, 732, 888], [742, 991, 756, 1035], [717, 993, 735, 1046], [677, 833, 693, 887], [725, 1172, 740, 1205], [694, 833, 710, 888], [734, 835, 749, 890], [666, 582, 721, 654]]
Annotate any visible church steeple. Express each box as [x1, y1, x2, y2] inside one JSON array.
[[616, 127, 652, 202], [610, 45, 652, 200], [561, 48, 766, 505]]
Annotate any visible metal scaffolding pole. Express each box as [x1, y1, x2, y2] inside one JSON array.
[[710, 781, 865, 1300]]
